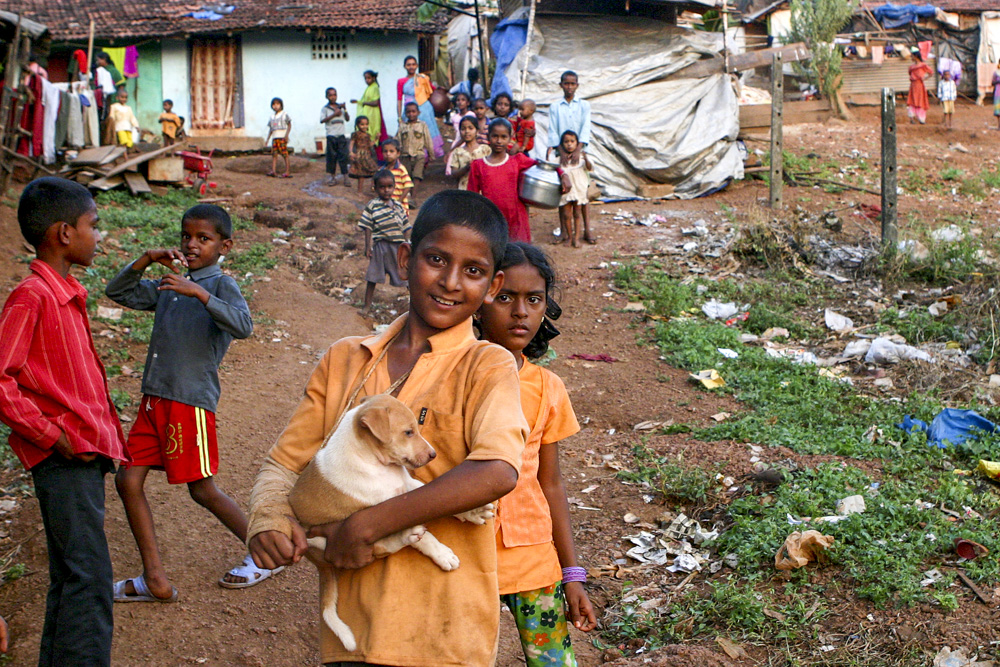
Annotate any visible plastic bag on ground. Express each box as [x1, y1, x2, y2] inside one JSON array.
[[865, 337, 934, 364], [824, 308, 853, 332], [702, 299, 738, 320], [898, 408, 998, 449], [774, 530, 834, 570]]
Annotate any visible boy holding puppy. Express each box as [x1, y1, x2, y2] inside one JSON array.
[[0, 177, 128, 666], [106, 204, 278, 601], [248, 190, 528, 666]]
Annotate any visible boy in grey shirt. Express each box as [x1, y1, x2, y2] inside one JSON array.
[[106, 204, 280, 601], [321, 87, 350, 184]]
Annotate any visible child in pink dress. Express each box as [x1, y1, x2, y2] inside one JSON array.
[[467, 118, 568, 243]]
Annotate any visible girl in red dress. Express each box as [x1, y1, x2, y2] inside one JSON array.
[[467, 118, 568, 242], [907, 50, 932, 125]]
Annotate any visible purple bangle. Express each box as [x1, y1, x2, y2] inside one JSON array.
[[562, 566, 587, 584]]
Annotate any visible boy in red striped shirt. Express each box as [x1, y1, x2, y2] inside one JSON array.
[[0, 177, 128, 667]]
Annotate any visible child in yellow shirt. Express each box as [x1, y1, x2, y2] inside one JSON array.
[[247, 190, 528, 666], [108, 89, 139, 150]]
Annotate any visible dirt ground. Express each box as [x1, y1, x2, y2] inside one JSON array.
[[0, 99, 997, 666]]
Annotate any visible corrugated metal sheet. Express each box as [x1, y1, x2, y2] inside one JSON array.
[[841, 59, 911, 94]]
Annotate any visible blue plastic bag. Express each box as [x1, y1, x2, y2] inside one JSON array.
[[898, 408, 998, 449]]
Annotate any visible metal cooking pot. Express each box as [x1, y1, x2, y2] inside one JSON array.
[[519, 161, 562, 209]]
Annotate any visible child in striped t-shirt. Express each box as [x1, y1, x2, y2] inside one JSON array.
[[380, 139, 414, 209], [359, 168, 411, 316]]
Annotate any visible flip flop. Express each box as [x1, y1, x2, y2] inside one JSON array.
[[266, 171, 276, 177], [219, 554, 285, 589], [113, 573, 178, 603], [280, 173, 293, 179]]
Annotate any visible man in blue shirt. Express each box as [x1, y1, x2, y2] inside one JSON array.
[[547, 71, 591, 161]]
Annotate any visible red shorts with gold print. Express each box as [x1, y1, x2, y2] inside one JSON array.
[[271, 137, 288, 156], [125, 395, 219, 484]]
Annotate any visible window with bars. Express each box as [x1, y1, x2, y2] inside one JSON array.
[[312, 33, 348, 60]]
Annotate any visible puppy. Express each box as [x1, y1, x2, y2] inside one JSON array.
[[288, 394, 492, 651]]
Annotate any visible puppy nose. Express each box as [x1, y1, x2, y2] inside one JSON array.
[[427, 449, 436, 460]]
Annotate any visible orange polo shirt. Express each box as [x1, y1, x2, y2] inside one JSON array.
[[252, 314, 527, 667], [496, 359, 580, 595]]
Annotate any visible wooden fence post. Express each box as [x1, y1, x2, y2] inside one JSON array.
[[881, 87, 897, 252], [769, 53, 783, 210]]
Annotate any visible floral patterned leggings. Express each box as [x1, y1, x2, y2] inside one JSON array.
[[501, 582, 577, 667]]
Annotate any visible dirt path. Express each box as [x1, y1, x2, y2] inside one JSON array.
[[2, 101, 996, 666]]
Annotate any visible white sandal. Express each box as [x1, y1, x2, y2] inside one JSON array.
[[218, 554, 284, 589]]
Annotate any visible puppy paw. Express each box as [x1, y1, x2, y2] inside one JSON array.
[[455, 503, 495, 525], [431, 549, 461, 571], [408, 525, 427, 542]]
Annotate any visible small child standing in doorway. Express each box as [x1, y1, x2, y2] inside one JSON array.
[[349, 116, 377, 192], [159, 99, 183, 146], [321, 87, 350, 185], [106, 204, 279, 601], [358, 168, 410, 316], [396, 101, 434, 205], [265, 97, 292, 178], [472, 98, 490, 145], [381, 138, 414, 209], [510, 99, 537, 155], [938, 69, 957, 129], [109, 89, 140, 151], [557, 130, 595, 247]]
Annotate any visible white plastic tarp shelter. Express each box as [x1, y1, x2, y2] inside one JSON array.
[[504, 13, 743, 199]]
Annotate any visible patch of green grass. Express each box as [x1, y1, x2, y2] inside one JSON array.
[[109, 388, 133, 411], [613, 263, 696, 319], [0, 424, 20, 469], [981, 168, 1000, 190], [877, 307, 965, 345], [939, 167, 964, 182], [618, 444, 719, 506], [226, 242, 277, 277]]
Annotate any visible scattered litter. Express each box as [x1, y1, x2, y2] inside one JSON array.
[[929, 301, 948, 317], [702, 299, 738, 320], [96, 306, 123, 321], [836, 495, 866, 515], [920, 568, 944, 587], [581, 484, 599, 494], [809, 237, 878, 273], [760, 327, 789, 340], [567, 353, 619, 363], [689, 369, 725, 389], [824, 308, 853, 332], [954, 538, 989, 560], [764, 344, 818, 365], [667, 553, 701, 573], [865, 337, 934, 364], [665, 514, 698, 541], [717, 348, 739, 359], [775, 530, 834, 570], [931, 646, 994, 667], [842, 339, 872, 358], [898, 409, 997, 448], [710, 412, 731, 422], [723, 553, 739, 568], [897, 239, 930, 262], [623, 513, 641, 524], [715, 637, 749, 660], [989, 375, 1000, 388], [930, 225, 965, 243], [633, 420, 670, 431], [623, 302, 646, 312], [950, 143, 970, 154]]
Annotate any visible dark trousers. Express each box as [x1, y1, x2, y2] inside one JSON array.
[[32, 455, 113, 667], [326, 135, 349, 176]]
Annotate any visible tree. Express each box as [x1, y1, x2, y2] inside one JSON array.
[[788, 0, 858, 119]]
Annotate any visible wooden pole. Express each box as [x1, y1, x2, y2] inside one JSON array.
[[473, 0, 488, 97], [86, 19, 95, 81], [519, 0, 538, 97], [769, 52, 783, 210], [880, 87, 898, 251]]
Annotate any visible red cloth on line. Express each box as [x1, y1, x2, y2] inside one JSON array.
[[72, 49, 88, 74], [467, 152, 536, 242], [908, 61, 932, 111], [17, 74, 44, 157], [918, 40, 932, 61], [0, 260, 128, 470]]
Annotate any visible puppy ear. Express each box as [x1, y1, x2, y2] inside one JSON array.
[[358, 405, 392, 444]]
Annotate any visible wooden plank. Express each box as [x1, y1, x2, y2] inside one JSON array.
[[769, 53, 784, 211], [123, 172, 152, 195], [147, 156, 185, 183], [89, 175, 124, 191], [637, 183, 675, 199], [101, 143, 182, 179], [729, 42, 811, 72], [739, 100, 832, 130], [68, 145, 124, 166], [666, 57, 726, 81]]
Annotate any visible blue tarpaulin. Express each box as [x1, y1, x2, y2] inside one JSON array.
[[487, 14, 528, 105], [898, 409, 999, 448], [873, 4, 939, 29]]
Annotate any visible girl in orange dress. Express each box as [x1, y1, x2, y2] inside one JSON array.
[[478, 242, 597, 667], [907, 50, 933, 125]]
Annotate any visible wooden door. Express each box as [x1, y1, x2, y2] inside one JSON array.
[[190, 37, 239, 129]]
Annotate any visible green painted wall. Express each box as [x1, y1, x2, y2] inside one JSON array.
[[124, 42, 164, 134]]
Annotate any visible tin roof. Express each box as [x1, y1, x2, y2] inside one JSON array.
[[1, 0, 443, 41]]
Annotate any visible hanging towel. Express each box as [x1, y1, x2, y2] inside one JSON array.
[[918, 40, 932, 61], [124, 46, 139, 78], [67, 91, 84, 148], [872, 46, 884, 65], [55, 89, 71, 149], [41, 78, 61, 164]]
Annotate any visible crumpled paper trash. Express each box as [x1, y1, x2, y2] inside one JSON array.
[[824, 308, 853, 332], [775, 530, 834, 570], [865, 337, 934, 364], [702, 299, 738, 320], [689, 369, 725, 389], [932, 645, 995, 667]]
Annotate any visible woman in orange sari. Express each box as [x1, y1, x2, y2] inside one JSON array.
[[907, 50, 932, 125]]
